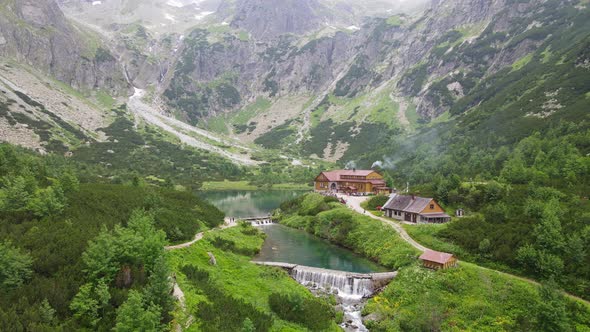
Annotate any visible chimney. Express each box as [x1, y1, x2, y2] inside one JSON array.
[[353, 168, 356, 172], [411, 194, 415, 200]]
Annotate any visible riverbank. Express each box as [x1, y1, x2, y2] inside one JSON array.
[[276, 193, 590, 330], [200, 180, 312, 191], [168, 224, 341, 331]]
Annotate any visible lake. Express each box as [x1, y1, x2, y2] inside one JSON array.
[[198, 190, 307, 217], [254, 224, 386, 273], [199, 190, 385, 273]]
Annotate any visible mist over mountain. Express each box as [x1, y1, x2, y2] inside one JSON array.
[[0, 0, 589, 331]]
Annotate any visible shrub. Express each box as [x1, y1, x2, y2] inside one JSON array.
[[269, 292, 335, 330], [364, 195, 389, 210], [181, 265, 272, 332], [299, 193, 330, 216], [210, 236, 259, 256]]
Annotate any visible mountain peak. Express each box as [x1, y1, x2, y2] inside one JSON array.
[[228, 0, 329, 40]]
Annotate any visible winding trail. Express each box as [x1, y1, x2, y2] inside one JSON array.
[[165, 218, 238, 250], [166, 217, 238, 331], [342, 195, 426, 252], [340, 194, 590, 306]]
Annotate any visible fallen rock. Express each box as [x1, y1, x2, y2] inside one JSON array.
[[208, 252, 217, 266]]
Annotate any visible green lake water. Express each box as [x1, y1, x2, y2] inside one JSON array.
[[200, 190, 385, 273], [198, 190, 306, 218], [254, 224, 386, 273]]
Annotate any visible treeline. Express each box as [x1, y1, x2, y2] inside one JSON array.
[[385, 126, 590, 299], [0, 144, 225, 330], [71, 108, 246, 190]]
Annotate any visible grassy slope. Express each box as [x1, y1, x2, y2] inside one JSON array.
[[169, 226, 341, 331], [403, 223, 471, 259], [277, 194, 590, 331], [364, 261, 590, 331]]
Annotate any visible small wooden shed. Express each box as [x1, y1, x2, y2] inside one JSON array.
[[419, 250, 457, 270]]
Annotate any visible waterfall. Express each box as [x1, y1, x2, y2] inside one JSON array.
[[290, 266, 373, 331], [291, 266, 373, 298]]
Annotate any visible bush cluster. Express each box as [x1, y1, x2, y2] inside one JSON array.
[[181, 265, 273, 332], [269, 292, 335, 330]]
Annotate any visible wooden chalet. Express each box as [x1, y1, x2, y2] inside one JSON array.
[[382, 194, 451, 223], [419, 250, 457, 270], [314, 169, 391, 194]]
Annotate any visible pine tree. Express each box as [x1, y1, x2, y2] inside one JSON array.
[[144, 255, 174, 323], [114, 290, 161, 332], [70, 283, 99, 327]]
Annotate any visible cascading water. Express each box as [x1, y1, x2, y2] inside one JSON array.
[[291, 266, 373, 331], [291, 267, 373, 298]]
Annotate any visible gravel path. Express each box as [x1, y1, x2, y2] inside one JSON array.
[[165, 218, 238, 250], [340, 194, 590, 306], [341, 195, 426, 252]]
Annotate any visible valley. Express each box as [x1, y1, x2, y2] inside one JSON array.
[[0, 0, 589, 330]]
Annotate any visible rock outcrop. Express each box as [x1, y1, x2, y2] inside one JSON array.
[[0, 0, 129, 96], [163, 0, 558, 122], [229, 0, 329, 40]]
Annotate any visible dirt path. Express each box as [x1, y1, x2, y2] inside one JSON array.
[[165, 218, 238, 250], [167, 218, 239, 331], [341, 195, 590, 306], [342, 195, 426, 252]]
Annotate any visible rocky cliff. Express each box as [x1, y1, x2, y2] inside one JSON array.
[[228, 0, 330, 40], [162, 0, 567, 121], [1, 0, 587, 165], [0, 0, 128, 95]]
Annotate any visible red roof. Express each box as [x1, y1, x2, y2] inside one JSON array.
[[320, 170, 377, 182], [419, 250, 455, 264]]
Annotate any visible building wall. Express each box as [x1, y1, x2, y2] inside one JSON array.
[[422, 257, 457, 270], [315, 181, 329, 191], [422, 261, 444, 270], [366, 172, 383, 180], [419, 199, 445, 214], [386, 209, 404, 220]]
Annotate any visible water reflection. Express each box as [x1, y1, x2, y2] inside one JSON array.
[[198, 190, 307, 217], [254, 225, 386, 273]]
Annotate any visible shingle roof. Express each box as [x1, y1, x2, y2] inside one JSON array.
[[320, 170, 377, 182], [404, 197, 432, 213], [419, 250, 455, 264], [382, 194, 433, 213], [383, 194, 413, 210]]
